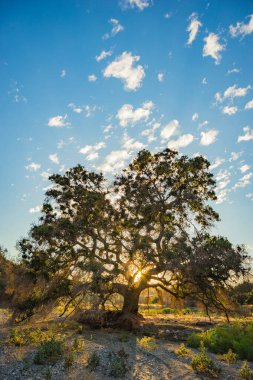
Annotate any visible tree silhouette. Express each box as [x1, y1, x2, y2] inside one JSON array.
[[19, 149, 250, 321]]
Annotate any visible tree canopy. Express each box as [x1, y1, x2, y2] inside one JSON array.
[[18, 149, 250, 320]]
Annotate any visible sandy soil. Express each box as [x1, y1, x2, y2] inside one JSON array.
[[0, 309, 251, 380]]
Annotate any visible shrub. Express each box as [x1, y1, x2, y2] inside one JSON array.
[[64, 350, 75, 369], [191, 342, 221, 378], [34, 339, 64, 365], [108, 349, 129, 378], [175, 343, 192, 358], [72, 337, 84, 352], [87, 351, 100, 371], [8, 328, 26, 346], [221, 349, 238, 364], [187, 323, 253, 361], [118, 333, 130, 343], [240, 361, 253, 380], [137, 336, 157, 351]]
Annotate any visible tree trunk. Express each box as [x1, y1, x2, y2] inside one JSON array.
[[122, 289, 141, 315]]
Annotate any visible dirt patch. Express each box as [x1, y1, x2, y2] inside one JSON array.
[[0, 309, 252, 379]]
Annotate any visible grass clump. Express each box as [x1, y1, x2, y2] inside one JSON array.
[[72, 337, 84, 352], [187, 323, 253, 361], [64, 350, 75, 369], [221, 349, 238, 364], [34, 338, 64, 365], [240, 361, 253, 380], [137, 336, 157, 351], [108, 349, 129, 378], [191, 342, 221, 378], [8, 328, 26, 346], [175, 343, 192, 358], [87, 351, 100, 371]]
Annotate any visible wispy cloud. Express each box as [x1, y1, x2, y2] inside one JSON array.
[[238, 126, 253, 142], [230, 14, 253, 38], [96, 50, 112, 62], [187, 13, 202, 45], [25, 162, 41, 171], [120, 0, 150, 11]]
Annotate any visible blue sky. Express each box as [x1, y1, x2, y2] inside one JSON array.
[[0, 0, 253, 258]]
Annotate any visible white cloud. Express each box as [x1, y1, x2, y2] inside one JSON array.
[[240, 164, 251, 173], [98, 150, 130, 173], [229, 151, 243, 162], [187, 13, 202, 45], [229, 14, 253, 38], [238, 127, 253, 142], [246, 193, 253, 201], [48, 114, 69, 128], [245, 99, 253, 110], [110, 18, 124, 36], [29, 205, 42, 214], [96, 50, 112, 62], [167, 134, 194, 150], [49, 153, 59, 164], [210, 157, 225, 170], [202, 77, 208, 85], [88, 74, 97, 82], [222, 106, 238, 115], [198, 120, 208, 128], [84, 105, 97, 118], [40, 171, 51, 180], [141, 122, 160, 142], [25, 162, 41, 171], [103, 19, 123, 39], [157, 72, 164, 82], [203, 33, 225, 64], [215, 84, 251, 103], [121, 0, 150, 11], [233, 173, 253, 189], [122, 132, 145, 151], [160, 120, 180, 141], [79, 141, 106, 160], [215, 169, 231, 203], [103, 51, 145, 91], [60, 69, 66, 78], [116, 101, 154, 127], [192, 113, 199, 121], [200, 129, 218, 146], [68, 103, 83, 113], [227, 68, 240, 75]]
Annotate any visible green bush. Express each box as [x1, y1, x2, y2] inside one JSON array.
[[221, 349, 238, 364], [191, 342, 221, 378], [72, 337, 84, 352], [87, 351, 100, 371], [240, 361, 253, 380], [34, 339, 64, 365], [187, 323, 253, 361], [175, 343, 192, 358], [108, 349, 129, 378], [137, 336, 157, 351], [64, 350, 75, 368]]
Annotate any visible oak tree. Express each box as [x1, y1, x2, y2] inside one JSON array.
[[19, 149, 250, 320]]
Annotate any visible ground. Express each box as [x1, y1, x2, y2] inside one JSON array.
[[0, 308, 252, 380]]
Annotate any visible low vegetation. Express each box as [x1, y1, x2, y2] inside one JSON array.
[[188, 323, 253, 360], [191, 342, 221, 378], [175, 343, 192, 358], [33, 338, 64, 365], [240, 361, 253, 380]]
